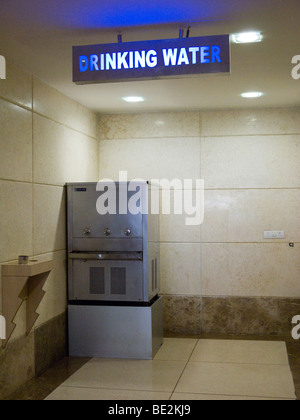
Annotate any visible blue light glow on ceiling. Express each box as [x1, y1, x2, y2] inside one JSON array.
[[0, 0, 233, 30]]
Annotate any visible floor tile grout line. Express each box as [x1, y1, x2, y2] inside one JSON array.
[[50, 385, 296, 400], [185, 360, 290, 366], [171, 390, 296, 400], [56, 384, 172, 394], [169, 339, 200, 400], [52, 383, 173, 396], [58, 384, 168, 392]]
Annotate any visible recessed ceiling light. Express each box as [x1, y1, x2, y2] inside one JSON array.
[[123, 96, 145, 103], [241, 92, 263, 98], [232, 32, 262, 44]]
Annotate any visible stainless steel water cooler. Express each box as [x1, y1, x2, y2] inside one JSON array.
[[66, 181, 163, 359]]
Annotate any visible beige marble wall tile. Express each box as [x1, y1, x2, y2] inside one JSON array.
[[99, 137, 201, 183], [0, 332, 35, 399], [0, 61, 32, 109], [201, 296, 300, 336], [33, 185, 66, 255], [163, 295, 201, 335], [160, 189, 203, 243], [33, 114, 98, 186], [202, 189, 300, 243], [160, 214, 201, 243], [98, 111, 201, 140], [202, 243, 300, 298], [34, 250, 67, 326], [0, 99, 32, 182], [34, 312, 67, 376], [201, 135, 300, 189], [201, 108, 300, 137], [0, 181, 33, 263], [160, 243, 201, 295], [33, 77, 97, 138]]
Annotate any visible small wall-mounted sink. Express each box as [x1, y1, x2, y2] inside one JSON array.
[[1, 259, 53, 278], [1, 259, 53, 347]]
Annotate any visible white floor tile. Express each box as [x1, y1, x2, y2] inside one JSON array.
[[46, 386, 171, 400], [175, 361, 296, 399], [46, 338, 296, 401], [190, 339, 290, 365], [154, 338, 198, 361], [63, 358, 186, 392]]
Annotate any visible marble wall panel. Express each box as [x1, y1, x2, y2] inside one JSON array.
[[202, 243, 300, 298], [0, 99, 32, 182], [201, 108, 300, 137], [201, 135, 300, 189], [33, 114, 98, 186], [99, 111, 201, 140], [160, 243, 201, 296], [33, 77, 97, 138], [0, 332, 35, 399], [0, 181, 33, 263], [163, 295, 202, 336], [33, 185, 66, 255], [99, 137, 201, 183], [202, 189, 300, 243], [0, 61, 32, 109], [201, 296, 300, 336]]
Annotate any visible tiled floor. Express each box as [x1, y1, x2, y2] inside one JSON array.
[[44, 338, 296, 400]]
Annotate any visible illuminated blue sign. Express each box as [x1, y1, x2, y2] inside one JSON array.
[[73, 35, 230, 84]]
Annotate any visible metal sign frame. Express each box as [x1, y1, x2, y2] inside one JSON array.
[[73, 35, 230, 84]]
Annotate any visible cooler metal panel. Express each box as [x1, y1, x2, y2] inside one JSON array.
[[68, 296, 164, 359], [66, 182, 160, 303]]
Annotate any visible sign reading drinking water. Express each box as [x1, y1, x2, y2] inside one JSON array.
[[73, 35, 230, 84]]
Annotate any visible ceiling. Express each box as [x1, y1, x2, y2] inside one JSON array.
[[0, 0, 299, 113]]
